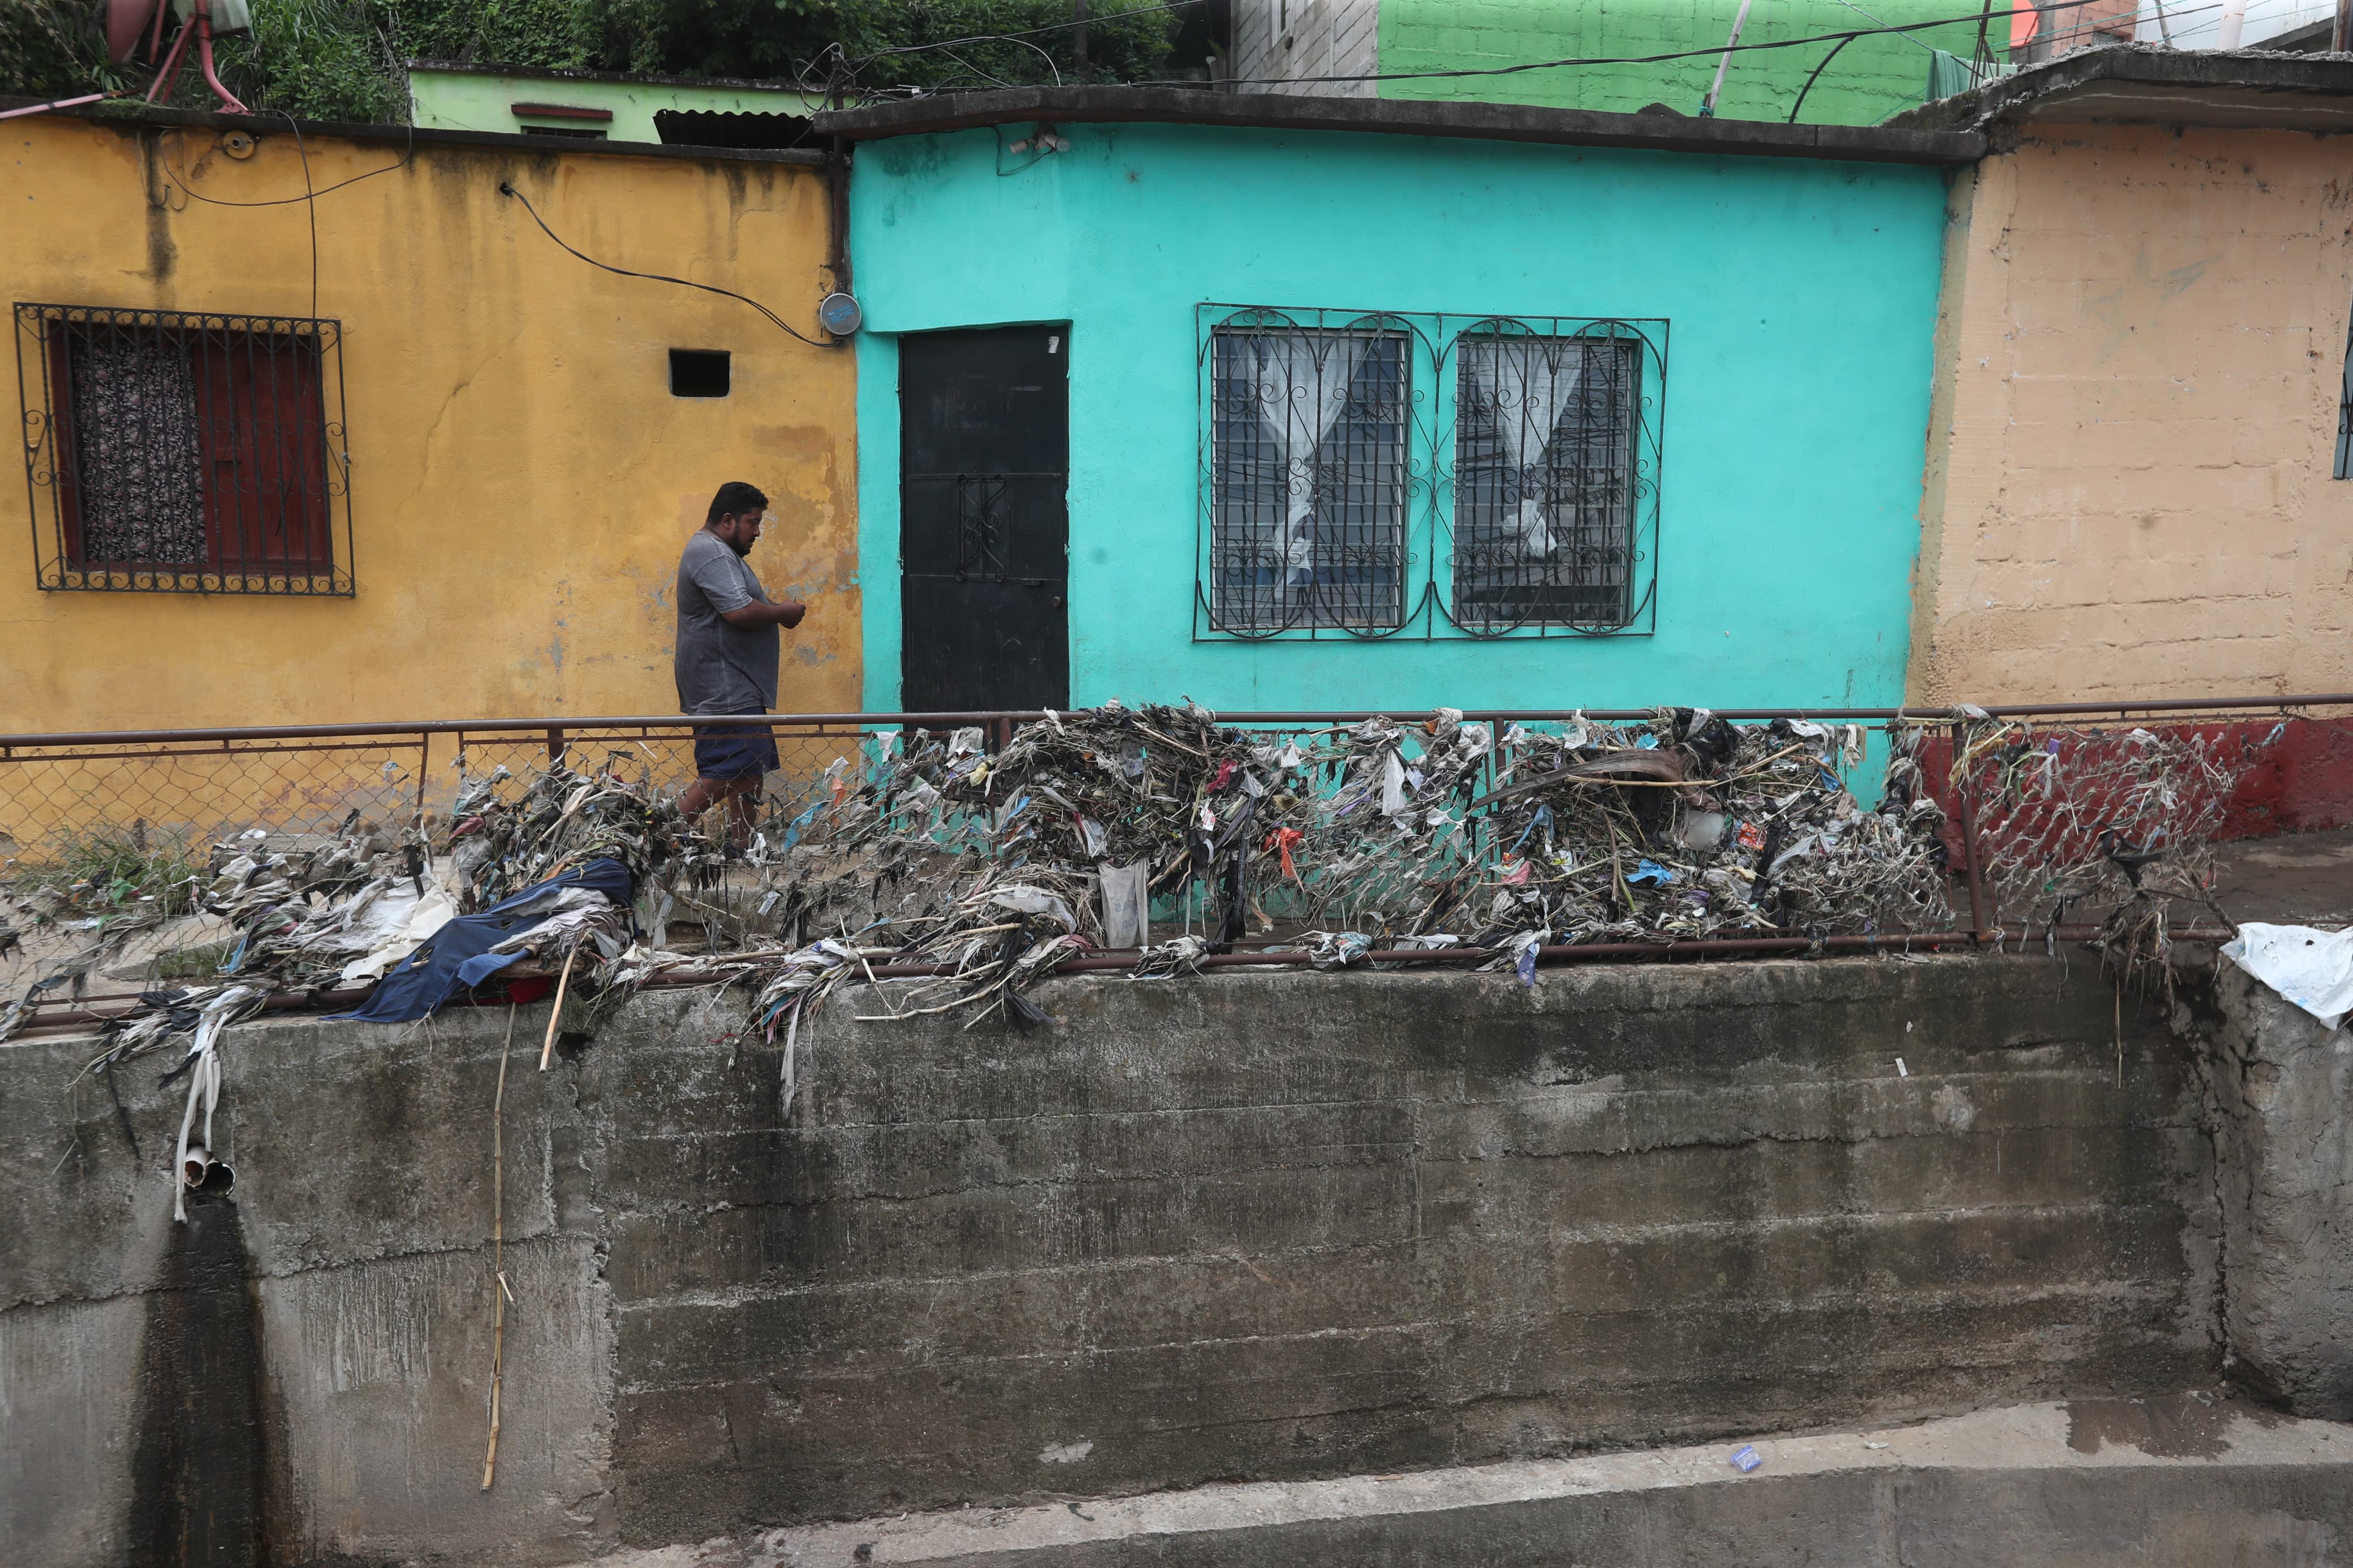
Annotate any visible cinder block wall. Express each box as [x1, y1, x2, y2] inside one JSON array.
[[1911, 122, 2353, 703], [0, 958, 2220, 1563]]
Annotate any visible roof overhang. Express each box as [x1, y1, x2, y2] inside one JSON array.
[[814, 86, 1985, 168], [1889, 44, 2353, 134]]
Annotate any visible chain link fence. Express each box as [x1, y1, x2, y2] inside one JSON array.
[[4, 702, 2345, 967]]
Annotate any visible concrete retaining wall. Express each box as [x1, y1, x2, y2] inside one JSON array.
[[0, 956, 2223, 1564], [2200, 964, 2353, 1419]]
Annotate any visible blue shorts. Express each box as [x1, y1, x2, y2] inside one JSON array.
[[692, 714, 778, 781]]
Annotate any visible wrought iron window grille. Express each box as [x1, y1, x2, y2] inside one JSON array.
[[1196, 305, 1665, 641], [2335, 300, 2353, 481], [14, 303, 355, 596]]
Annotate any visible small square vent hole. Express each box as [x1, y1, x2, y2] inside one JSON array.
[[670, 349, 730, 398]]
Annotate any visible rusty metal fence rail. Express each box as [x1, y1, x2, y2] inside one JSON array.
[[7, 696, 2353, 967]]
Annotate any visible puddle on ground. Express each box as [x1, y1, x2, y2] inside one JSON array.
[[2065, 1392, 2283, 1459]]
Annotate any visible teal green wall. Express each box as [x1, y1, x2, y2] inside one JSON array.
[[852, 122, 1947, 714], [1378, 0, 1988, 126]]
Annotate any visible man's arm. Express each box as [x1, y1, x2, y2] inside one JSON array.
[[720, 600, 805, 629]]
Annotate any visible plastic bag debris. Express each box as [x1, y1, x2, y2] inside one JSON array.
[[1097, 861, 1152, 949], [988, 885, 1079, 932], [2221, 922, 2353, 1029], [1729, 1445, 1763, 1473]]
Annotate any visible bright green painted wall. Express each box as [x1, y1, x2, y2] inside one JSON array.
[[1378, 0, 1989, 125], [406, 68, 819, 142], [851, 122, 1949, 714]]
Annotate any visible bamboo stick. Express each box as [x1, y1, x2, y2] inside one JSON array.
[[537, 944, 578, 1072], [482, 1003, 516, 1491]]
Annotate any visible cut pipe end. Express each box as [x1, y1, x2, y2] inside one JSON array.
[[180, 1146, 235, 1195]]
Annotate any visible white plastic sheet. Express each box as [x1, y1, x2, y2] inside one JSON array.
[[2221, 922, 2353, 1029]]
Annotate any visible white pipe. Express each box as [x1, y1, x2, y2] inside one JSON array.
[[2217, 0, 2247, 47], [1703, 0, 1756, 116], [0, 93, 105, 122]]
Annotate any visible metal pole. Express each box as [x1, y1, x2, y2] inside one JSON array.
[[1701, 0, 1755, 116], [1951, 720, 1991, 944], [1074, 0, 1089, 81]]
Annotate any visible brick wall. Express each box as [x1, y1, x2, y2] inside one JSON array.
[[1373, 0, 1985, 123], [1230, 0, 1380, 97]]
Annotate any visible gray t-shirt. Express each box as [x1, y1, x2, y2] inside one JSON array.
[[673, 530, 779, 714]]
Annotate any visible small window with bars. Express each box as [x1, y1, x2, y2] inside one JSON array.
[[1208, 321, 1410, 632], [14, 304, 352, 594], [2336, 303, 2353, 481], [1451, 327, 1643, 632]]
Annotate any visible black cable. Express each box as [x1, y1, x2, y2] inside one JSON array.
[[850, 0, 1192, 64], [1121, 0, 2205, 91], [1788, 34, 1859, 123], [497, 183, 842, 350], [158, 116, 416, 208], [276, 110, 318, 321]]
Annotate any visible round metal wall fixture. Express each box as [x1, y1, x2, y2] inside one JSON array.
[[818, 292, 863, 337], [221, 129, 258, 159]]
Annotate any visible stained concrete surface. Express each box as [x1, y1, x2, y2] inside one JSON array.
[[587, 1398, 2353, 1567], [0, 956, 2291, 1563], [2199, 963, 2353, 1420], [2216, 828, 2353, 927]]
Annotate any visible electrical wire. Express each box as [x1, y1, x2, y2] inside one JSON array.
[[497, 183, 842, 350], [1820, 0, 1944, 53], [276, 110, 318, 321], [849, 0, 1194, 64], [1789, 35, 1864, 122], [159, 116, 415, 208], [1118, 0, 2175, 92]]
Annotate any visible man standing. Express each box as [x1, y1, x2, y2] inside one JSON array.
[[674, 481, 806, 849]]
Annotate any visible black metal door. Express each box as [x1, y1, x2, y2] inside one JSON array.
[[899, 326, 1069, 711]]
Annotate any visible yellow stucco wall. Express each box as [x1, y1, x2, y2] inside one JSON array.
[[0, 113, 857, 734], [1910, 122, 2353, 703]]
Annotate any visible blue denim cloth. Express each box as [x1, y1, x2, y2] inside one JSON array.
[[692, 714, 779, 780], [329, 858, 634, 1025]]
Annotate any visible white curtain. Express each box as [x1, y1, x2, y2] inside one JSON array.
[[1462, 338, 1585, 560], [1238, 332, 1374, 593]]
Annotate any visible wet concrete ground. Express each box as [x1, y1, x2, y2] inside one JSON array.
[[2214, 828, 2353, 928]]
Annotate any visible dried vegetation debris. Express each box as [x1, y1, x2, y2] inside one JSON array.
[[3, 705, 2262, 1065]]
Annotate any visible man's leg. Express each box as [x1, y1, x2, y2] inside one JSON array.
[[679, 775, 723, 818], [726, 779, 761, 845], [680, 774, 759, 846]]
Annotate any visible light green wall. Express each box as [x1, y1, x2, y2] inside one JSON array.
[[1377, 0, 1989, 125], [406, 68, 820, 142], [851, 121, 1951, 715]]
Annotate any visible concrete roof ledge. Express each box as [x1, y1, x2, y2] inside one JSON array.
[[0, 93, 828, 165], [1889, 42, 2353, 134], [814, 85, 1986, 166]]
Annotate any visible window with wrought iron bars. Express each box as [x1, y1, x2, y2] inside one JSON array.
[[12, 303, 354, 595], [1450, 324, 1646, 634], [2335, 301, 2353, 481], [1196, 305, 1663, 641], [1206, 314, 1412, 632]]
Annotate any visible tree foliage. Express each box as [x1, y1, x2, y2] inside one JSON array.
[[2, 0, 1194, 123]]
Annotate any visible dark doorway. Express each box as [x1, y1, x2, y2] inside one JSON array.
[[899, 326, 1069, 711]]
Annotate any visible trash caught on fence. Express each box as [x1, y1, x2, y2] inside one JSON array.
[[0, 701, 2274, 1196]]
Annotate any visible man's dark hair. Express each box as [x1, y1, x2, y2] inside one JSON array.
[[706, 481, 769, 526]]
